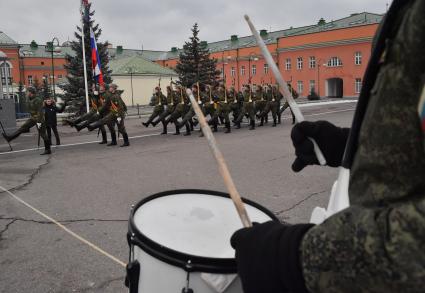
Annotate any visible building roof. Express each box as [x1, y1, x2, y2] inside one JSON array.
[[109, 54, 177, 76], [157, 12, 383, 60], [19, 44, 73, 58], [0, 31, 18, 46]]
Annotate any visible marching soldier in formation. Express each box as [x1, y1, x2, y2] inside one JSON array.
[[2, 87, 51, 155], [254, 84, 267, 127], [234, 84, 256, 130], [65, 84, 108, 144], [279, 83, 298, 124], [152, 85, 179, 135], [87, 84, 130, 147], [142, 86, 167, 128], [258, 84, 280, 127], [163, 85, 190, 135], [210, 83, 232, 133]]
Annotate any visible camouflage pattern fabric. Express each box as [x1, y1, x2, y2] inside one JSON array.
[[301, 1, 425, 292]]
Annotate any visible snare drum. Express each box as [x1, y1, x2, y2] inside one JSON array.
[[126, 189, 278, 293]]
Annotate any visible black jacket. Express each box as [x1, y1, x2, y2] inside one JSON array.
[[44, 103, 64, 126]]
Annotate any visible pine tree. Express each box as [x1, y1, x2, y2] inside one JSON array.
[[59, 3, 112, 113], [176, 23, 220, 88]]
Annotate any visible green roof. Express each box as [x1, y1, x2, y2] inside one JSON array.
[[157, 12, 383, 60], [20, 44, 73, 58], [0, 31, 18, 46], [109, 55, 177, 76]]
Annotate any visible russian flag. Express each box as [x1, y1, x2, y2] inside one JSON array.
[[419, 85, 425, 132], [90, 27, 104, 86]]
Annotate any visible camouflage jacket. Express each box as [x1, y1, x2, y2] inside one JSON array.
[[301, 1, 425, 292], [28, 95, 45, 123]]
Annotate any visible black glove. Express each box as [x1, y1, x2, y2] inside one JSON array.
[[291, 121, 350, 172], [231, 221, 314, 293]]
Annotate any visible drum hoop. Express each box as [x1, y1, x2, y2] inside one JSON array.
[[128, 189, 278, 273]]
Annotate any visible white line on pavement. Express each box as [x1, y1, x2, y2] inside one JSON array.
[[0, 108, 355, 156]]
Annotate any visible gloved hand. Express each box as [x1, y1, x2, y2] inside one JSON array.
[[231, 221, 313, 293], [36, 123, 41, 129], [291, 121, 350, 172], [117, 117, 122, 123]]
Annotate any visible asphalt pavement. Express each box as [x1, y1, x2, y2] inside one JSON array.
[[0, 102, 355, 293]]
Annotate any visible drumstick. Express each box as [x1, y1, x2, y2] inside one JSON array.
[[244, 15, 327, 166], [186, 89, 252, 228]]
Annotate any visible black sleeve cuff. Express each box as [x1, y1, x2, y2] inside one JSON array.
[[279, 223, 314, 293]]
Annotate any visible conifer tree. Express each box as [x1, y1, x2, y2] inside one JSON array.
[[176, 23, 220, 87], [60, 3, 112, 112]]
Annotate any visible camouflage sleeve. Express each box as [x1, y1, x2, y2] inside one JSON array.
[[301, 201, 425, 292], [301, 1, 425, 292]]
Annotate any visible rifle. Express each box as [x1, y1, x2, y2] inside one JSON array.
[[0, 120, 13, 151]]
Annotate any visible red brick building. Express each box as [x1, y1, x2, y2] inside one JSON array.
[[156, 12, 383, 98]]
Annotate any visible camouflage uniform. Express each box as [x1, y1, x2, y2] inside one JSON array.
[[235, 85, 256, 130], [279, 84, 298, 124], [211, 85, 232, 133], [254, 86, 267, 126], [142, 88, 167, 127], [177, 85, 207, 136], [301, 1, 425, 292], [259, 85, 279, 126], [2, 90, 51, 154], [88, 86, 129, 147], [164, 87, 190, 135], [73, 92, 108, 144], [153, 87, 179, 134]]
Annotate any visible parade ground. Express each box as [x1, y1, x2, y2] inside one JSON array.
[[0, 102, 355, 293]]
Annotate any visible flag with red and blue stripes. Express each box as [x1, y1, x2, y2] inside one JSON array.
[[90, 27, 104, 86], [419, 85, 425, 133]]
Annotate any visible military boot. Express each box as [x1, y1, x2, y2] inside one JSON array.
[[120, 133, 130, 147], [107, 132, 117, 146], [235, 122, 241, 129], [258, 118, 264, 127], [161, 122, 167, 135], [64, 117, 81, 127], [2, 129, 23, 142], [249, 120, 255, 130], [189, 120, 194, 131], [142, 119, 151, 127], [40, 140, 51, 155], [76, 120, 90, 131], [272, 118, 277, 127], [278, 114, 282, 124], [184, 122, 191, 136], [224, 122, 231, 133], [99, 129, 107, 144], [173, 122, 180, 135]]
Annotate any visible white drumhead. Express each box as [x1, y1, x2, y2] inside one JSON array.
[[133, 193, 274, 258]]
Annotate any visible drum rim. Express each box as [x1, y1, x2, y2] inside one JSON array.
[[128, 189, 279, 273]]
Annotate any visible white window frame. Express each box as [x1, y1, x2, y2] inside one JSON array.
[[297, 80, 303, 94], [285, 58, 291, 70], [327, 57, 343, 67], [252, 64, 257, 76], [231, 67, 235, 77], [263, 63, 269, 74], [309, 80, 316, 93], [297, 57, 303, 70], [309, 56, 316, 68], [355, 52, 362, 65], [355, 78, 362, 93], [28, 75, 33, 85], [241, 66, 246, 76]]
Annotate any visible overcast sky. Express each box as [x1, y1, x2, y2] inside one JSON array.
[[1, 0, 391, 51]]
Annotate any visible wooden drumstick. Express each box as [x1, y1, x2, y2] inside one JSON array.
[[186, 88, 252, 228], [244, 15, 327, 166]]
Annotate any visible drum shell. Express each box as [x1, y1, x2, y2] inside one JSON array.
[[127, 189, 279, 292]]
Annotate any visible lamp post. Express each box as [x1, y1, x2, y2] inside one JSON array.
[[221, 53, 231, 85], [127, 67, 135, 107], [248, 53, 259, 86], [49, 37, 60, 100]]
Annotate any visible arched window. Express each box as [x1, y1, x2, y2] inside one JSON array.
[[0, 61, 12, 86]]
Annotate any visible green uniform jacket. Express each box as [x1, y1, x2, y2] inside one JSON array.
[[301, 1, 425, 292], [28, 96, 45, 123]]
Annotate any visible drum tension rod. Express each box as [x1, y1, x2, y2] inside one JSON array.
[[182, 260, 194, 293]]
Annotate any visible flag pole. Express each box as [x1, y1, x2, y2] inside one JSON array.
[[81, 3, 90, 114]]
